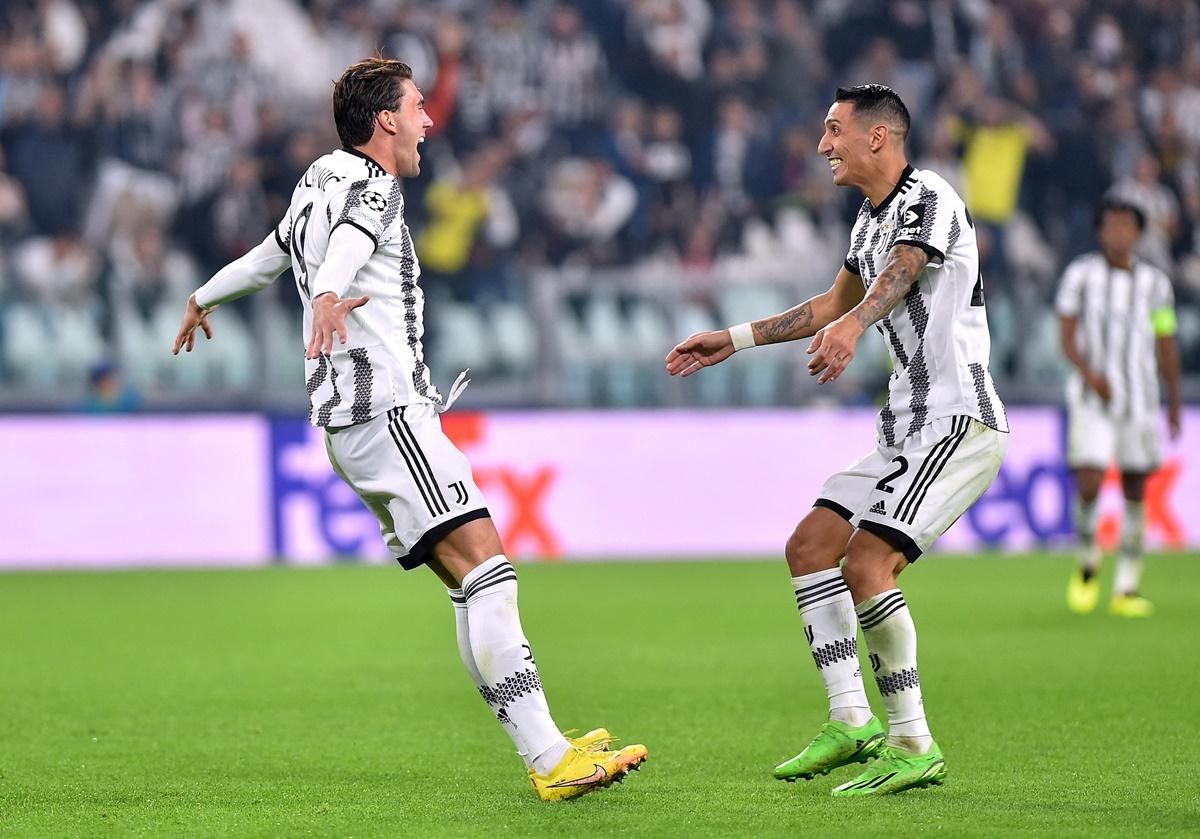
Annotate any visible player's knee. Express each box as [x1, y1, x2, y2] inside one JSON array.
[[1074, 469, 1104, 502], [842, 533, 903, 598], [1121, 472, 1147, 502], [784, 520, 845, 576]]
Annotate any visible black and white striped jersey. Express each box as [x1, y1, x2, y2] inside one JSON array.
[[277, 148, 443, 428], [844, 165, 1008, 447], [1054, 253, 1174, 419]]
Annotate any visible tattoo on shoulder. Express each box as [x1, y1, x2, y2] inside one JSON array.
[[756, 301, 813, 343]]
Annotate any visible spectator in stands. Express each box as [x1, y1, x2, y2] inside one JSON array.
[[1110, 152, 1182, 271], [951, 90, 1053, 289], [539, 2, 608, 148], [2, 82, 87, 236], [79, 59, 177, 246], [79, 360, 141, 412], [419, 142, 519, 302]]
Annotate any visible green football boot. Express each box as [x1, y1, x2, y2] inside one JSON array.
[[774, 717, 886, 781], [832, 741, 946, 796]]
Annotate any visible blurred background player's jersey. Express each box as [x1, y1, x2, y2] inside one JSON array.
[[278, 148, 443, 427], [1055, 254, 1174, 419], [844, 166, 1008, 447]]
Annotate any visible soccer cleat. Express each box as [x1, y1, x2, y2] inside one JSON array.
[[1067, 568, 1100, 614], [832, 741, 946, 796], [529, 742, 648, 802], [564, 728, 614, 752], [774, 717, 886, 781], [1109, 594, 1154, 618]]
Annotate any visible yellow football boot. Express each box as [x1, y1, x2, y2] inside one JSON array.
[[1109, 594, 1154, 618], [530, 742, 648, 801], [565, 728, 614, 752], [1066, 568, 1099, 614]]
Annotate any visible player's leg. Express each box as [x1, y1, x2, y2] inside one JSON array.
[[786, 507, 872, 726], [774, 456, 886, 781], [1066, 401, 1114, 613], [325, 408, 642, 798], [840, 531, 929, 754], [1110, 471, 1153, 616], [430, 513, 646, 800], [1109, 414, 1161, 617], [429, 518, 570, 773], [833, 416, 1005, 797], [427, 527, 615, 765]]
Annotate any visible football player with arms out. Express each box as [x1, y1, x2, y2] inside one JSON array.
[[1057, 196, 1182, 618], [173, 58, 646, 801], [667, 85, 1008, 796]]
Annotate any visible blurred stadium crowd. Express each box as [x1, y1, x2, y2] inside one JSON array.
[[1, 0, 1199, 408]]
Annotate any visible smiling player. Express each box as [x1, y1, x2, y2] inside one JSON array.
[[667, 84, 1008, 796], [172, 57, 647, 801]]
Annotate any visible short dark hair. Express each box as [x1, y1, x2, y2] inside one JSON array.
[[333, 58, 413, 148], [1095, 195, 1146, 231], [834, 84, 910, 140]]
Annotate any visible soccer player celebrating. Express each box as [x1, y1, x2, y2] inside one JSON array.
[[1056, 196, 1182, 618], [667, 85, 1008, 796], [173, 58, 646, 801]]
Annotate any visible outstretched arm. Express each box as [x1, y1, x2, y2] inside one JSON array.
[[666, 266, 864, 377], [806, 243, 929, 384], [173, 231, 290, 354]]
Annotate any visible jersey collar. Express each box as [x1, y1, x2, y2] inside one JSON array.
[[340, 146, 390, 176], [869, 164, 915, 218]]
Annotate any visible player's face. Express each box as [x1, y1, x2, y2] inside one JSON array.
[[391, 78, 433, 178], [1097, 209, 1141, 256], [817, 101, 869, 187]]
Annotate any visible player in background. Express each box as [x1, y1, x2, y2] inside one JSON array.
[[172, 57, 647, 801], [667, 85, 1007, 796], [1056, 197, 1182, 618]]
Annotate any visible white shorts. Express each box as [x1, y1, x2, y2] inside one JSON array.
[[1066, 399, 1161, 473], [323, 403, 490, 569], [816, 416, 1007, 562]]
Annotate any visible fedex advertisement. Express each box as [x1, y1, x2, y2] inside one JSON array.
[[1, 408, 1194, 568]]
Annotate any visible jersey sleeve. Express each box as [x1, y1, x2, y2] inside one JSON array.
[[329, 177, 405, 249], [1054, 259, 1086, 317], [1150, 269, 1177, 337], [273, 210, 291, 254], [893, 179, 956, 267], [844, 214, 865, 275]]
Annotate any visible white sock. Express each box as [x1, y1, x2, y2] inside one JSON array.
[[463, 556, 568, 775], [449, 585, 538, 765], [1115, 501, 1146, 596], [792, 568, 873, 727], [856, 589, 933, 754], [1074, 496, 1101, 578]]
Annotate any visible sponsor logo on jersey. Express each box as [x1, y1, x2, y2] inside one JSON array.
[[899, 204, 925, 235]]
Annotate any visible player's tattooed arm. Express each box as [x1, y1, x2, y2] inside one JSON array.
[[848, 244, 929, 330], [753, 301, 814, 344], [751, 265, 865, 345], [806, 245, 928, 385]]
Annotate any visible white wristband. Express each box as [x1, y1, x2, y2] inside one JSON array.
[[729, 322, 756, 352]]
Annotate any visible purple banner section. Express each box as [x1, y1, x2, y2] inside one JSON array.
[[268, 407, 1200, 561], [0, 416, 272, 569], [1, 407, 1195, 569]]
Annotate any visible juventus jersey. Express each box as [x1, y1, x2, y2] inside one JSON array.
[[1054, 253, 1174, 419], [276, 148, 443, 427], [844, 165, 1008, 446]]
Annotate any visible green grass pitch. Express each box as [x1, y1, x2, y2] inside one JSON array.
[[2, 554, 1198, 837]]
